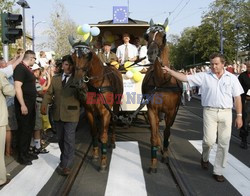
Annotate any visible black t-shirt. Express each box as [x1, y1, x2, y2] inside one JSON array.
[[14, 63, 36, 101]]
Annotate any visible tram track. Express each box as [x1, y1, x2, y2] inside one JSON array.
[[52, 99, 247, 195], [56, 141, 93, 196], [55, 126, 185, 195], [54, 102, 203, 196]]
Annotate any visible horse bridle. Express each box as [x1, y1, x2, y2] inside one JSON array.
[[146, 25, 166, 61], [146, 25, 167, 67], [71, 44, 93, 83]]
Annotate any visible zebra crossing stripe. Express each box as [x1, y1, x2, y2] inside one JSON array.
[[105, 141, 147, 196], [189, 140, 250, 196], [0, 143, 60, 196]]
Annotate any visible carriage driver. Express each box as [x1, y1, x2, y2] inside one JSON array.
[[41, 55, 80, 176], [162, 53, 243, 182], [116, 33, 138, 65]]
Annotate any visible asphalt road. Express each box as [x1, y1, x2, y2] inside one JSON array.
[[2, 98, 249, 196]]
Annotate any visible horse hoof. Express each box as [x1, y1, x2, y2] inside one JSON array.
[[99, 165, 107, 173], [148, 167, 157, 174]]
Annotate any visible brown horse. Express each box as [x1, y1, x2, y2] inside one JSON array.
[[142, 19, 182, 173], [69, 36, 123, 171]]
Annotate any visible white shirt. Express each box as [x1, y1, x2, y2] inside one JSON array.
[[0, 64, 13, 78], [62, 73, 71, 83], [39, 58, 49, 67], [0, 65, 14, 106], [116, 43, 138, 64], [138, 45, 150, 65], [187, 70, 244, 108]]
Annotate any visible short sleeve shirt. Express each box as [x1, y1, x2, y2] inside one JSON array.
[[0, 64, 13, 78], [187, 71, 244, 108], [14, 63, 37, 101]]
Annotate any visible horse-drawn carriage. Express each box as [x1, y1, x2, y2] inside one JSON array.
[[69, 17, 182, 172]]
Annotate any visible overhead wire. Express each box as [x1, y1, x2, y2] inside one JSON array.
[[171, 7, 207, 25], [170, 0, 185, 16], [170, 0, 191, 25], [141, 0, 185, 21]]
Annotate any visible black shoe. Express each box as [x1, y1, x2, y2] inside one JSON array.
[[33, 147, 49, 154], [17, 156, 32, 165], [213, 174, 225, 182], [240, 141, 248, 149], [26, 152, 38, 160]]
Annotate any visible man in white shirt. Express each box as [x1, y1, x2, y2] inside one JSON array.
[[162, 53, 244, 182], [0, 54, 23, 156], [116, 33, 138, 65]]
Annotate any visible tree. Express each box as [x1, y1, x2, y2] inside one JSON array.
[[238, 1, 250, 53], [40, 3, 77, 58], [197, 0, 249, 62], [169, 0, 249, 68], [169, 27, 201, 69]]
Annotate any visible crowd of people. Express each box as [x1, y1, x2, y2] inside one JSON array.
[[0, 40, 249, 186], [0, 49, 68, 186]]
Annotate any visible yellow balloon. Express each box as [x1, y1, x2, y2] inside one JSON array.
[[77, 26, 84, 35], [106, 35, 114, 43], [111, 61, 119, 69], [133, 71, 143, 82], [82, 33, 93, 42], [124, 61, 133, 70], [129, 67, 138, 73], [165, 25, 169, 32]]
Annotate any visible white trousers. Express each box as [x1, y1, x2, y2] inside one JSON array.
[[202, 107, 232, 175], [0, 126, 7, 185]]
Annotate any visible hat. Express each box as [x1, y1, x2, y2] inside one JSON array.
[[31, 64, 41, 71], [103, 41, 111, 46]]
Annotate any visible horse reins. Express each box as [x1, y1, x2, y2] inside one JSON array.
[[73, 44, 120, 121]]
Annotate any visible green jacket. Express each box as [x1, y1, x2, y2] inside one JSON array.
[[42, 74, 80, 122]]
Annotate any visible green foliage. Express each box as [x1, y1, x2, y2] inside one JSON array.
[[169, 0, 250, 69]]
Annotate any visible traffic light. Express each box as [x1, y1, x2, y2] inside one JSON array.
[[1, 12, 23, 44]]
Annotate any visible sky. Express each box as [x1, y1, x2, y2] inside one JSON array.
[[13, 0, 215, 50]]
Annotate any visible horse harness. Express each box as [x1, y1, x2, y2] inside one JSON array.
[[72, 43, 119, 121]]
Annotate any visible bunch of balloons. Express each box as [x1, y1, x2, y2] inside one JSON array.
[[124, 61, 143, 83], [77, 24, 100, 42]]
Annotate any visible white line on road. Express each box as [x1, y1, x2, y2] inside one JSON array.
[[189, 140, 250, 196], [0, 143, 60, 196], [105, 141, 147, 196]]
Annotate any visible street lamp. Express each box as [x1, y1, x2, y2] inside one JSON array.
[[32, 15, 46, 51], [193, 43, 196, 66], [17, 0, 30, 50], [219, 15, 224, 54], [235, 23, 242, 63]]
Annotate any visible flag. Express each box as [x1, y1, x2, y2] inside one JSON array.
[[113, 6, 128, 24]]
